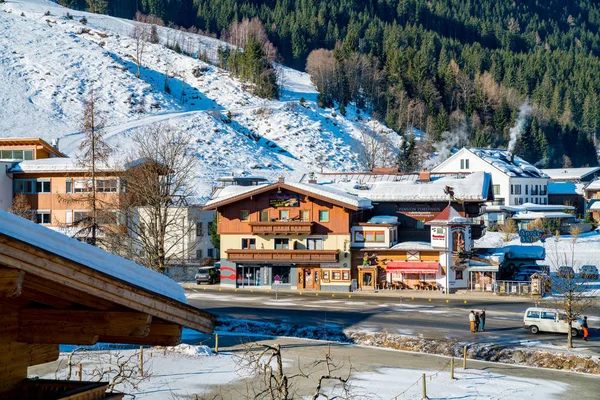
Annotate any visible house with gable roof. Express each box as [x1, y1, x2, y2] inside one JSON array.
[[432, 148, 549, 207]]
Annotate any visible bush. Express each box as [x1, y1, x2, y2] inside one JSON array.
[[80, 17, 87, 25], [44, 11, 51, 16], [65, 12, 73, 20], [299, 96, 306, 105]]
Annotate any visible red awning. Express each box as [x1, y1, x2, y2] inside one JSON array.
[[385, 261, 439, 274]]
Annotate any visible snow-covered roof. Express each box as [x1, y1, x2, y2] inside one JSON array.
[[205, 181, 372, 210], [468, 148, 548, 179], [584, 179, 600, 192], [9, 158, 118, 173], [474, 245, 546, 263], [485, 203, 575, 213], [589, 202, 600, 211], [311, 171, 490, 203], [390, 241, 436, 251], [542, 167, 600, 181], [0, 210, 186, 302], [366, 216, 399, 224], [428, 205, 471, 225], [512, 211, 575, 220], [548, 182, 584, 196]]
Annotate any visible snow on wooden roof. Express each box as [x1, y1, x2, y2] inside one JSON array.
[[0, 210, 185, 302], [467, 148, 548, 179], [542, 167, 600, 181]]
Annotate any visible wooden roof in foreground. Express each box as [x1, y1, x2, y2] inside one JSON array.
[[0, 216, 215, 348]]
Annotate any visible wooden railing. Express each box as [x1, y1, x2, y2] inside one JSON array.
[[249, 221, 313, 235], [226, 249, 338, 263]]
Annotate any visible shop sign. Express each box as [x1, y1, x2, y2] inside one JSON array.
[[431, 226, 446, 248], [269, 193, 299, 207], [518, 228, 551, 243], [321, 263, 339, 268]]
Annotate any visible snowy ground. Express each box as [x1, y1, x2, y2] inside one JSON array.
[[31, 342, 573, 400], [0, 0, 401, 200], [475, 231, 600, 270]]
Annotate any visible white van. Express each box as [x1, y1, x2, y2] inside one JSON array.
[[523, 307, 583, 337]]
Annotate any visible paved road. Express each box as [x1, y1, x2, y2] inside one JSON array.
[[186, 287, 600, 354]]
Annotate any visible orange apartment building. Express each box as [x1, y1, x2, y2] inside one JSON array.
[[0, 138, 122, 232]]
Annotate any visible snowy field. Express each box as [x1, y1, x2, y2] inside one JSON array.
[[33, 343, 571, 400], [0, 0, 401, 200]]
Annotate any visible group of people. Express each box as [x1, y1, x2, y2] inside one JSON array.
[[469, 309, 486, 332]]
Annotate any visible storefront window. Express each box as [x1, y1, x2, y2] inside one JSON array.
[[272, 266, 290, 284]]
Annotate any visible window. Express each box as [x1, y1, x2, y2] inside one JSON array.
[[493, 185, 500, 195], [318, 210, 329, 222], [14, 179, 35, 194], [97, 179, 118, 193], [510, 184, 514, 195], [455, 270, 463, 280], [74, 179, 92, 193], [97, 210, 117, 225], [342, 270, 349, 280], [465, 159, 469, 169], [332, 270, 342, 280], [242, 238, 256, 249], [535, 198, 539, 204], [196, 222, 203, 236], [0, 149, 33, 160], [307, 238, 323, 250], [300, 210, 310, 222], [322, 270, 329, 281], [260, 210, 269, 222], [354, 231, 365, 242], [541, 185, 547, 195], [541, 311, 556, 320], [74, 211, 91, 224], [274, 238, 289, 249], [272, 266, 290, 284], [35, 180, 51, 193], [196, 249, 203, 260], [514, 185, 522, 195], [35, 211, 51, 225], [207, 248, 214, 258], [65, 179, 73, 193], [364, 231, 385, 242], [240, 210, 250, 222], [416, 220, 425, 229], [525, 185, 528, 195], [526, 310, 540, 318], [279, 210, 289, 220], [460, 159, 464, 169]]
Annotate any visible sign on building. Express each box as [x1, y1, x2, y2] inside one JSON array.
[[269, 193, 300, 207]]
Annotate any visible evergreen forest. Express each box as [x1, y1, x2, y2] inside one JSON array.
[[64, 0, 600, 168]]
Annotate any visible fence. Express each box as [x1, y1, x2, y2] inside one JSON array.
[[469, 280, 533, 295]]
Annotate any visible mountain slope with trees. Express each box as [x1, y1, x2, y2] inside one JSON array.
[[64, 0, 600, 168]]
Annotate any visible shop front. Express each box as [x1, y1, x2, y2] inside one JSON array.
[[468, 265, 498, 292], [297, 265, 321, 290], [234, 263, 295, 289], [385, 261, 441, 290]]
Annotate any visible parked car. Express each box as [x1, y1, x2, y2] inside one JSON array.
[[557, 266, 575, 279], [579, 265, 599, 280], [195, 266, 220, 285], [523, 307, 583, 336]]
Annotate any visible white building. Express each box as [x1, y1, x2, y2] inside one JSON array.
[[432, 148, 549, 207]]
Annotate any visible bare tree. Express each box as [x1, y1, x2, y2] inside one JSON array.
[[546, 232, 598, 348], [60, 89, 113, 246], [113, 124, 197, 273], [131, 19, 149, 78], [9, 193, 33, 220], [223, 17, 277, 62], [359, 126, 395, 171]]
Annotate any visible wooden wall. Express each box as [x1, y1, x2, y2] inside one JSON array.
[[218, 188, 352, 235]]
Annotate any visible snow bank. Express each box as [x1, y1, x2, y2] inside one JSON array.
[[169, 344, 214, 357]]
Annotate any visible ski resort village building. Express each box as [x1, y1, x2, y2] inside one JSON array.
[[206, 171, 492, 292], [0, 210, 215, 399], [431, 148, 549, 207]]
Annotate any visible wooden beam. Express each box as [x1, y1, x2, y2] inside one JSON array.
[[0, 238, 215, 333], [18, 310, 152, 344], [23, 276, 114, 310], [19, 287, 75, 309], [27, 344, 59, 366], [100, 323, 182, 346], [0, 268, 24, 298]]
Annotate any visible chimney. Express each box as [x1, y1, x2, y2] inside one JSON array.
[[510, 153, 515, 164], [419, 169, 431, 182], [278, 176, 285, 184], [308, 172, 317, 184], [51, 138, 60, 150]]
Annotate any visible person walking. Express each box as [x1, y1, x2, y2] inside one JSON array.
[[475, 312, 480, 332], [469, 310, 476, 332], [582, 316, 589, 341], [480, 308, 486, 332]]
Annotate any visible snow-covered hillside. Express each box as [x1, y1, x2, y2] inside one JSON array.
[[0, 0, 400, 200]]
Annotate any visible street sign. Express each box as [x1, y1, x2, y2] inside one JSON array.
[[274, 275, 281, 283]]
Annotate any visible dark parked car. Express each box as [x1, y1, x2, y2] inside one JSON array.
[[195, 266, 220, 285], [557, 266, 575, 279], [579, 265, 599, 280]]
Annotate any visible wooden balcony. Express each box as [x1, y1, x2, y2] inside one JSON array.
[[249, 221, 313, 235], [226, 249, 339, 263]]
